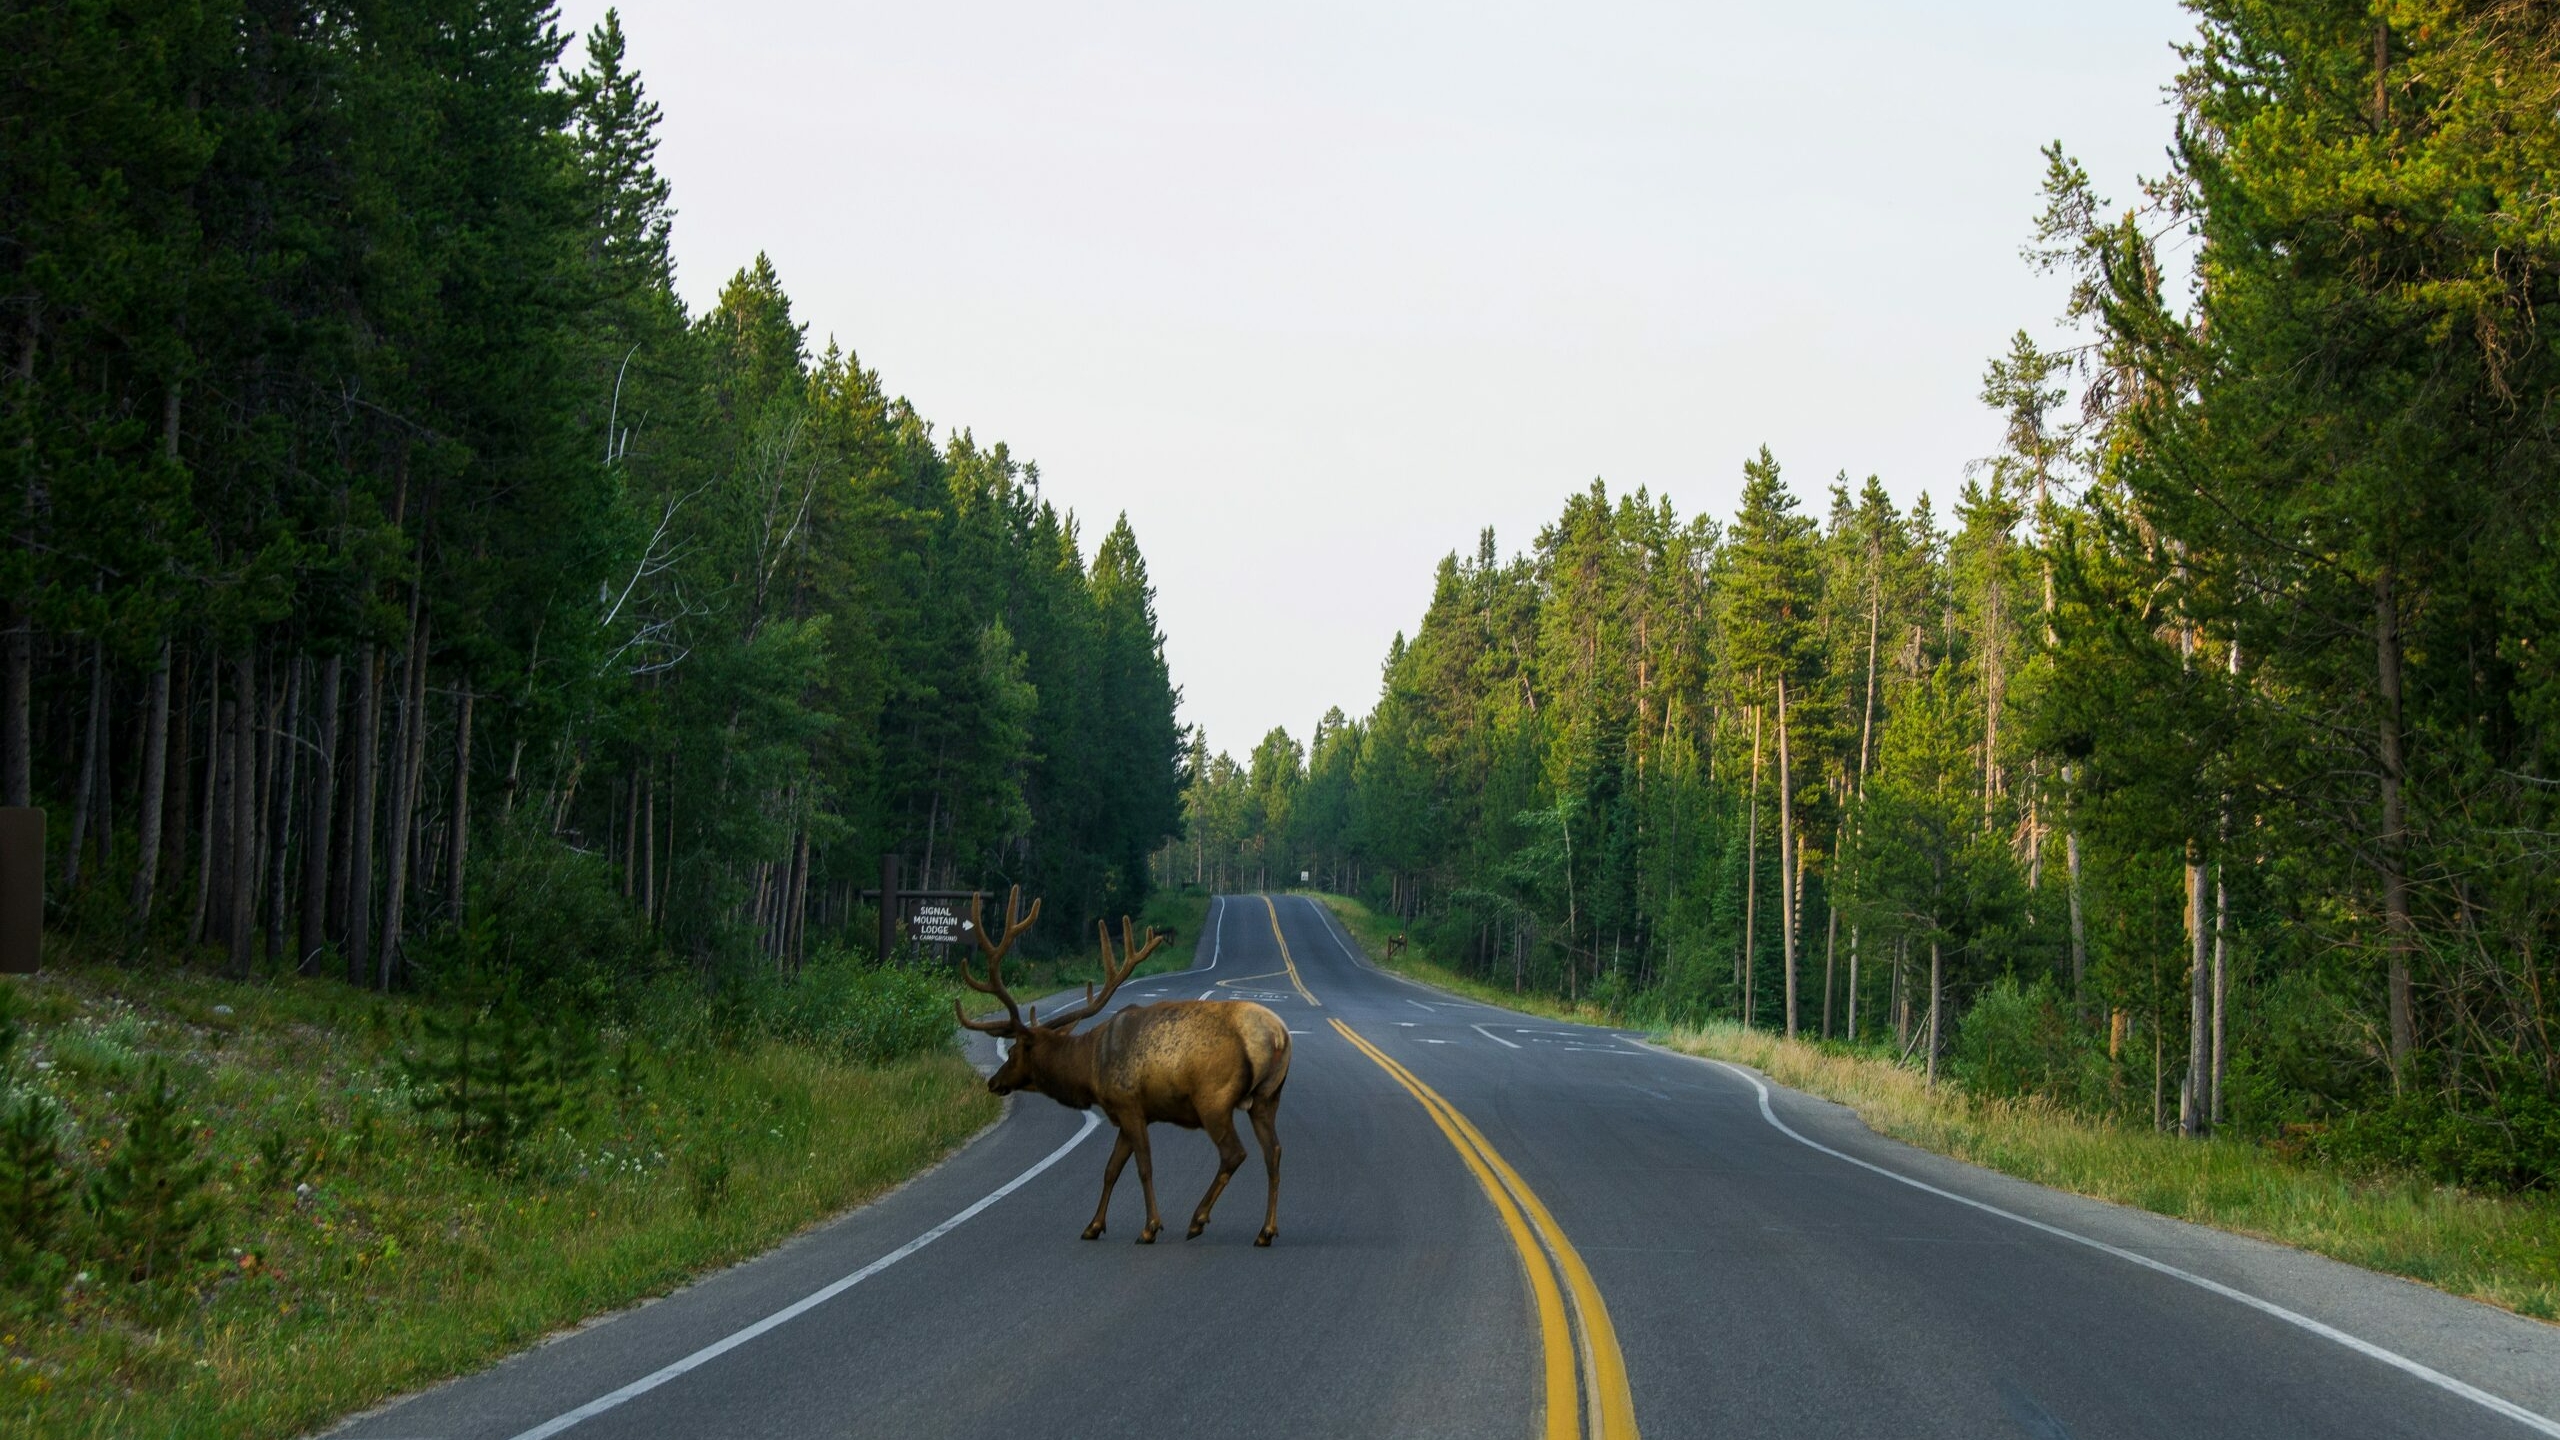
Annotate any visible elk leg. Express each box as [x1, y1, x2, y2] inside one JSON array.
[[1246, 1091, 1283, 1246], [1084, 1128, 1134, 1240], [1131, 1122, 1163, 1244], [1187, 1107, 1249, 1239]]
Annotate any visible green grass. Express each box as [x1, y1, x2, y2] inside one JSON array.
[[0, 963, 999, 1438], [1304, 890, 2560, 1324], [1662, 1022, 2560, 1322]]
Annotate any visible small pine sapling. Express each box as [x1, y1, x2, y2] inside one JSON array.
[[405, 985, 602, 1167], [0, 1091, 74, 1303], [83, 1061, 220, 1298]]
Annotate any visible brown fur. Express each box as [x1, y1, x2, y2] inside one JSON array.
[[957, 888, 1290, 1245], [991, 1000, 1289, 1244]]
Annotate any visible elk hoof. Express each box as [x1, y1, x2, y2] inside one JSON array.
[[1137, 1225, 1160, 1244], [1081, 1223, 1104, 1240], [1255, 1230, 1275, 1247], [1186, 1220, 1207, 1239]]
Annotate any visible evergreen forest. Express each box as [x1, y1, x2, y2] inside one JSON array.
[[1168, 2, 2560, 1191], [3, 4, 1187, 995]]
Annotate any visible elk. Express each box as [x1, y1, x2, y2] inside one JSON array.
[[956, 887, 1290, 1245]]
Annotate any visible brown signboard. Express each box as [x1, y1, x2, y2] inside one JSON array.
[[0, 808, 42, 974], [904, 897, 969, 947]]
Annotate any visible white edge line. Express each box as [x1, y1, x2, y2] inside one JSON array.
[[1408, 999, 1438, 1013], [1471, 1023, 1523, 1049], [506, 1111, 1104, 1440], [1703, 1059, 2560, 1439]]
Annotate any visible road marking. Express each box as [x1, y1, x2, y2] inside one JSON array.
[[1472, 1024, 1523, 1049], [1417, 1038, 1453, 1044], [1206, 893, 1224, 970], [1332, 1018, 1577, 1440], [506, 1112, 1103, 1440], [1408, 999, 1439, 1013], [1334, 1019, 1639, 1440], [1706, 1060, 2560, 1440], [1260, 895, 1321, 1006]]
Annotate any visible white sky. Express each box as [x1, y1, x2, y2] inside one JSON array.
[[559, 0, 2195, 760]]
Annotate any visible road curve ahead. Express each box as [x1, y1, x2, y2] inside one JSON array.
[[335, 894, 2560, 1440]]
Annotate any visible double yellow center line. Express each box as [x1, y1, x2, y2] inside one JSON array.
[[1262, 895, 1631, 1438], [1260, 895, 1321, 1006], [1332, 1017, 1640, 1440]]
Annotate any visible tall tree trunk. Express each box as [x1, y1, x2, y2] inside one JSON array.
[[209, 680, 237, 948], [2066, 788, 2087, 1021], [0, 606, 29, 808], [188, 664, 220, 948], [1777, 676, 1798, 1039], [1821, 894, 1838, 1040], [1926, 939, 1943, 1087], [1846, 925, 1861, 1043], [1983, 573, 2003, 820], [2180, 850, 2210, 1136], [2376, 567, 2415, 1075], [345, 645, 381, 988], [64, 641, 104, 890], [657, 764, 674, 925], [1743, 703, 1762, 1024], [229, 649, 258, 975], [131, 641, 171, 926], [378, 620, 428, 989], [266, 658, 301, 965], [300, 654, 340, 973], [2212, 864, 2229, 1125], [1860, 564, 1881, 787], [1893, 936, 1909, 1052], [622, 771, 639, 898], [448, 684, 472, 921], [641, 772, 656, 924], [164, 650, 194, 889]]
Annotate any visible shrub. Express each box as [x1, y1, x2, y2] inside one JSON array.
[[403, 985, 601, 1168], [2310, 1075, 2560, 1194], [412, 810, 649, 1012], [1952, 975, 2103, 1107], [743, 955, 954, 1065], [83, 1061, 220, 1296]]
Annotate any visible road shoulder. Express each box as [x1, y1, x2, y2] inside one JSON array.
[[1651, 1043, 2560, 1427]]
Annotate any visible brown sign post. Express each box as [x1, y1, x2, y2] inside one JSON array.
[[0, 808, 43, 974]]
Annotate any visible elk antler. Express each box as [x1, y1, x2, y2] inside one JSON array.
[[954, 886, 1042, 1035], [1039, 916, 1164, 1030]]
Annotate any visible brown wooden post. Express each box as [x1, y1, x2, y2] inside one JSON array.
[[877, 852, 901, 964]]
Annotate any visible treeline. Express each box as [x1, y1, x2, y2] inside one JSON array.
[[3, 5, 1184, 993], [1171, 1, 2560, 1189]]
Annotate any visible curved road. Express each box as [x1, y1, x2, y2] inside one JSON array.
[[335, 894, 2560, 1439]]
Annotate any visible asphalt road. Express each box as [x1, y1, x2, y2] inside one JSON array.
[[333, 894, 2560, 1440]]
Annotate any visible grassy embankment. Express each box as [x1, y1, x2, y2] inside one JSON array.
[[1, 958, 1002, 1440], [1309, 891, 2560, 1322]]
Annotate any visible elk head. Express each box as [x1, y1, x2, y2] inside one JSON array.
[[955, 888, 1164, 1099]]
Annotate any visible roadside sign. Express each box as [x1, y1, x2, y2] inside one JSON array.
[[905, 898, 973, 948]]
